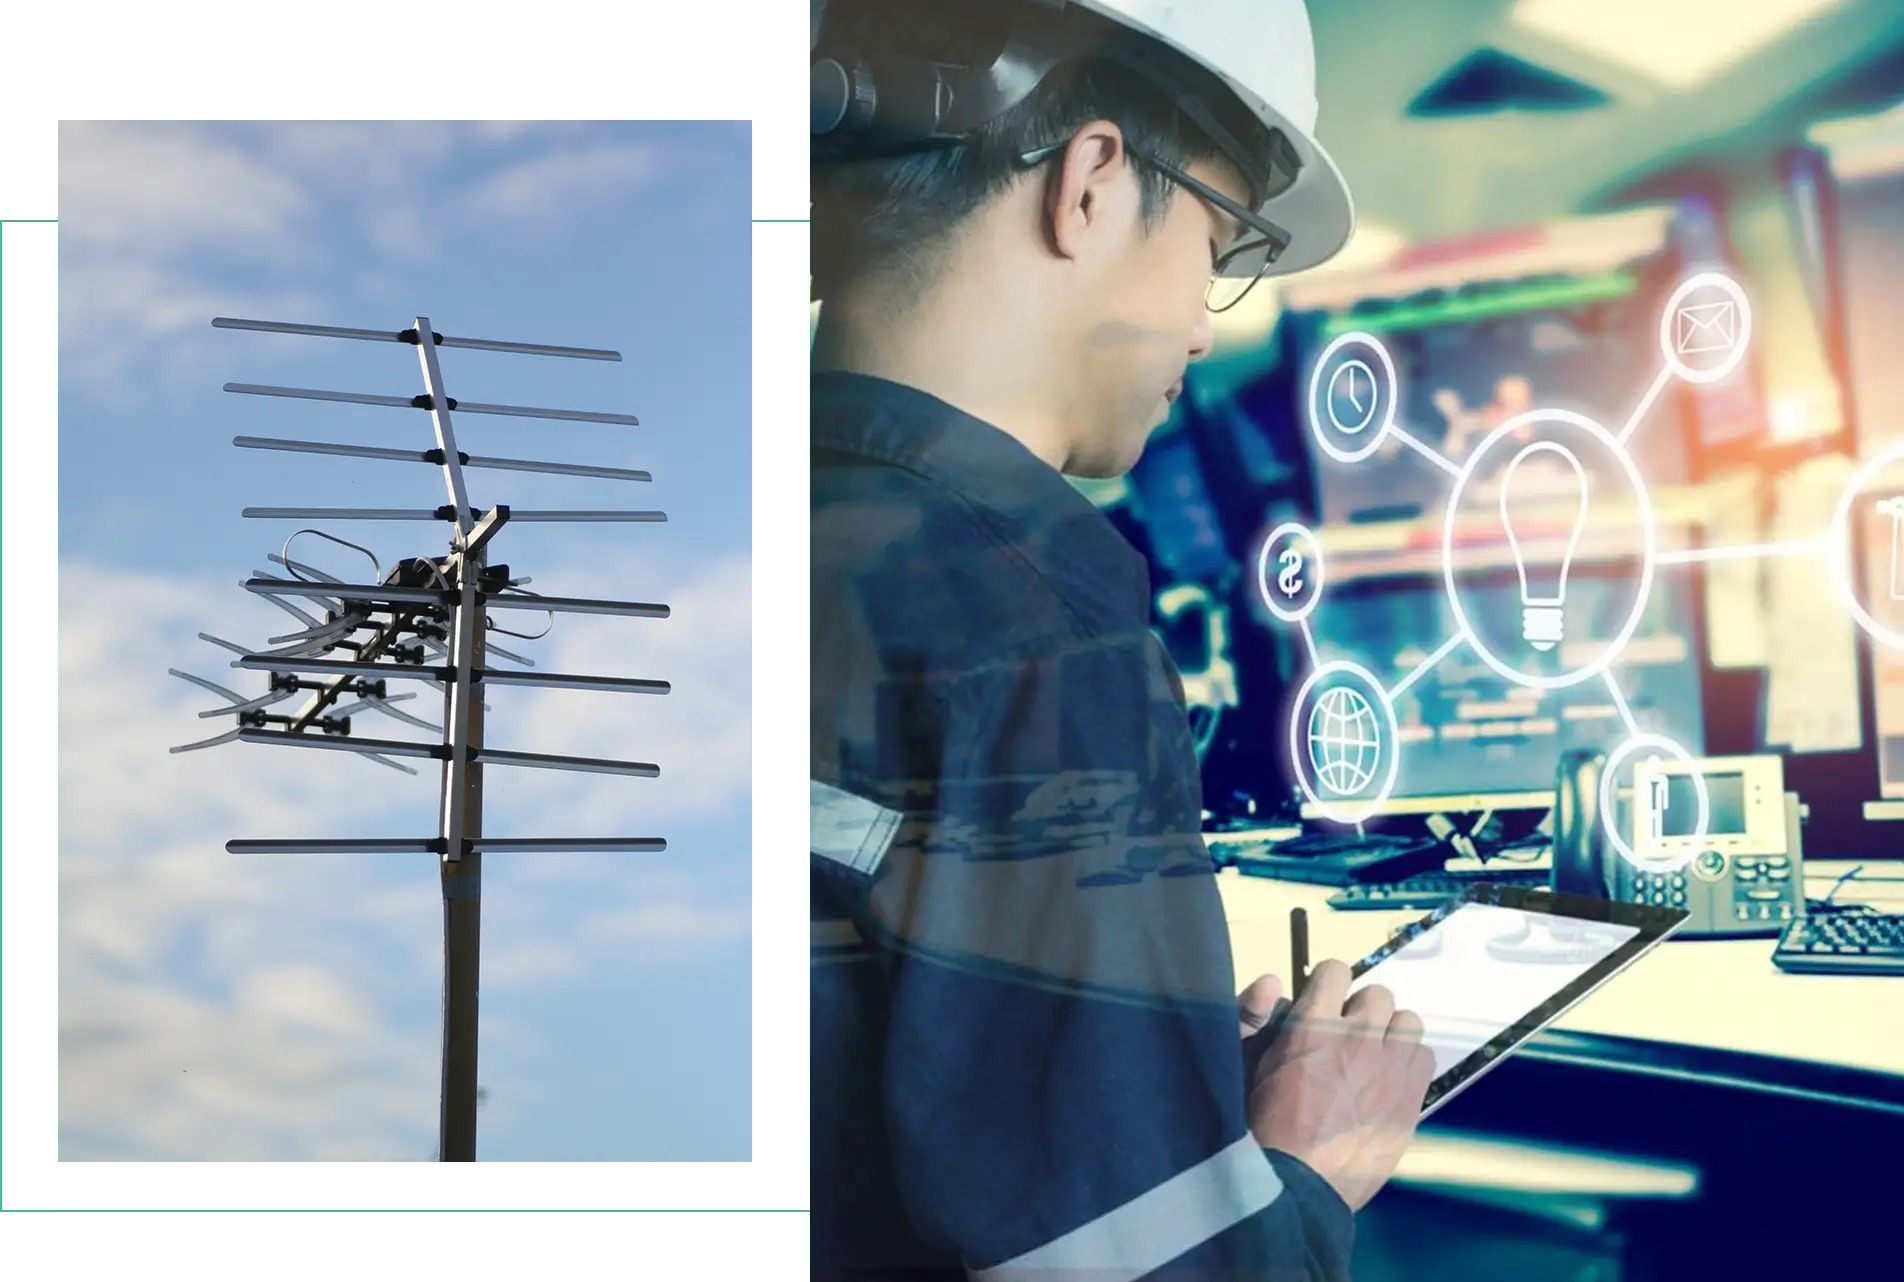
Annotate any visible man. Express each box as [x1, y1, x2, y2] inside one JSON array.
[[810, 2, 1436, 1277]]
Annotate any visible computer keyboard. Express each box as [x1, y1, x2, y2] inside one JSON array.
[[1212, 831, 1445, 887], [1327, 866, 1551, 911], [1254, 831, 1430, 858], [1771, 911, 1904, 975]]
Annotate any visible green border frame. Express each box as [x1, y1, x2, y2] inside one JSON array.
[[0, 217, 803, 1272]]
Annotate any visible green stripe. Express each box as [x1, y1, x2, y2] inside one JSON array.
[[1322, 269, 1637, 338], [750, 219, 803, 262]]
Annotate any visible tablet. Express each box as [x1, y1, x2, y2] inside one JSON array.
[[1347, 883, 1688, 1120]]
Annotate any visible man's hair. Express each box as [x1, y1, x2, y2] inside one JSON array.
[[812, 2, 1236, 302]]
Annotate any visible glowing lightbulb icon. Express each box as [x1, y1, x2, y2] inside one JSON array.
[[1499, 441, 1589, 652]]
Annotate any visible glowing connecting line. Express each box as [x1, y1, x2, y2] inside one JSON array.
[[1654, 539, 1821, 566], [1255, 267, 1904, 865]]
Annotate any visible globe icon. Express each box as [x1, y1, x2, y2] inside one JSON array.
[[1306, 686, 1382, 795]]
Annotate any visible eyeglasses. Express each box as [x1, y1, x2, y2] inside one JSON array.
[[1015, 141, 1296, 314]]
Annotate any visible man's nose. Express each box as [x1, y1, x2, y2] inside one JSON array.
[[1188, 311, 1215, 362]]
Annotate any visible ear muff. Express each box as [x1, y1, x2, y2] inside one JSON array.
[[811, 54, 880, 138], [810, 0, 1067, 158]]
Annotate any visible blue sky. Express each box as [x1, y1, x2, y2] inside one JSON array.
[[57, 121, 752, 1161]]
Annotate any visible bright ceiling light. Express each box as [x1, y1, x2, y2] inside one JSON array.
[[1511, 0, 1848, 89]]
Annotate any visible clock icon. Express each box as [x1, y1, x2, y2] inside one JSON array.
[[1327, 359, 1378, 435]]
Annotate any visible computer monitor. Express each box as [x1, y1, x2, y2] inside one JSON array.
[[1284, 262, 1707, 818], [1858, 499, 1904, 806], [1825, 123, 1904, 455], [1819, 109, 1904, 818], [1672, 190, 1779, 468], [1125, 415, 1234, 586], [1299, 567, 1706, 818], [1300, 274, 1692, 530]]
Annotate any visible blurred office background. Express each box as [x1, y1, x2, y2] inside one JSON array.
[[1095, 2, 1904, 1276], [816, 1, 1904, 1276]]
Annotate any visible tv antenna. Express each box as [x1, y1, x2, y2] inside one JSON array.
[[170, 314, 671, 1161]]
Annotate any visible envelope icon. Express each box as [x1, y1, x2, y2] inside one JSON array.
[[1676, 300, 1737, 355]]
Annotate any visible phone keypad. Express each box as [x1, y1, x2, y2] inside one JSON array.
[[1726, 856, 1796, 921], [1632, 871, 1687, 908]]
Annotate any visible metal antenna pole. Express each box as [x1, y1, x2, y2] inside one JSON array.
[[417, 315, 490, 1162], [413, 316, 476, 538], [181, 313, 673, 1163], [438, 542, 486, 1161]]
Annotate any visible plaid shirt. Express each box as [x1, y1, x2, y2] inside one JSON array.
[[811, 370, 1353, 1282]]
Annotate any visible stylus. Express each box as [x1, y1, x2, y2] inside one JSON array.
[[1291, 907, 1309, 1001]]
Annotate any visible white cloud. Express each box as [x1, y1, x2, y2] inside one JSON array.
[[483, 550, 753, 829], [463, 140, 662, 222], [57, 122, 677, 398], [581, 898, 749, 946], [457, 121, 606, 150], [59, 966, 434, 1161], [483, 864, 750, 991], [59, 562, 437, 1158], [59, 122, 308, 256], [56, 256, 325, 409], [58, 553, 750, 1158], [257, 121, 465, 189]]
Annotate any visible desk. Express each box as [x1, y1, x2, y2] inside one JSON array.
[[1217, 859, 1904, 1080], [1220, 858, 1904, 1215]]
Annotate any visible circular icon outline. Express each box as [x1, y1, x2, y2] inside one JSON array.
[[1327, 359, 1379, 436], [1287, 660, 1402, 826], [1596, 732, 1710, 873], [1658, 271, 1753, 387], [1257, 521, 1327, 623], [1442, 408, 1658, 691], [1827, 433, 1904, 652], [1306, 331, 1399, 464]]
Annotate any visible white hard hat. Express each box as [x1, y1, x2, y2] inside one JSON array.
[[811, 0, 1354, 279], [1066, 0, 1354, 277]]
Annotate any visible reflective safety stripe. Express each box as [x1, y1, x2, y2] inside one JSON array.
[[811, 778, 903, 876], [967, 1135, 1284, 1282], [812, 953, 876, 967]]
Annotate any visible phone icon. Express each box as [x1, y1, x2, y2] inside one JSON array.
[[1646, 770, 1670, 842]]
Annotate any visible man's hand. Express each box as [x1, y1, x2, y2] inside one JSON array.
[[1236, 973, 1287, 1088], [1237, 973, 1284, 1038], [1244, 959, 1435, 1212]]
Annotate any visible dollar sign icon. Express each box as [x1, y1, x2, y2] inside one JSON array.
[[1278, 547, 1304, 597]]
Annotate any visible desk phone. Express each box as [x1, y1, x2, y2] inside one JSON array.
[[1616, 755, 1804, 939]]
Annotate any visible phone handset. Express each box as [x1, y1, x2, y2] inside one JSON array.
[[1646, 769, 1670, 842], [1551, 748, 1610, 899]]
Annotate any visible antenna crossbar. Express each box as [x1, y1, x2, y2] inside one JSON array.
[[227, 836, 668, 855], [241, 508, 667, 523], [212, 316, 622, 361], [224, 382, 640, 426], [235, 729, 657, 777], [233, 435, 653, 482], [242, 576, 671, 620]]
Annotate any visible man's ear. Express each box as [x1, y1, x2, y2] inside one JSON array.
[[1045, 121, 1132, 265]]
